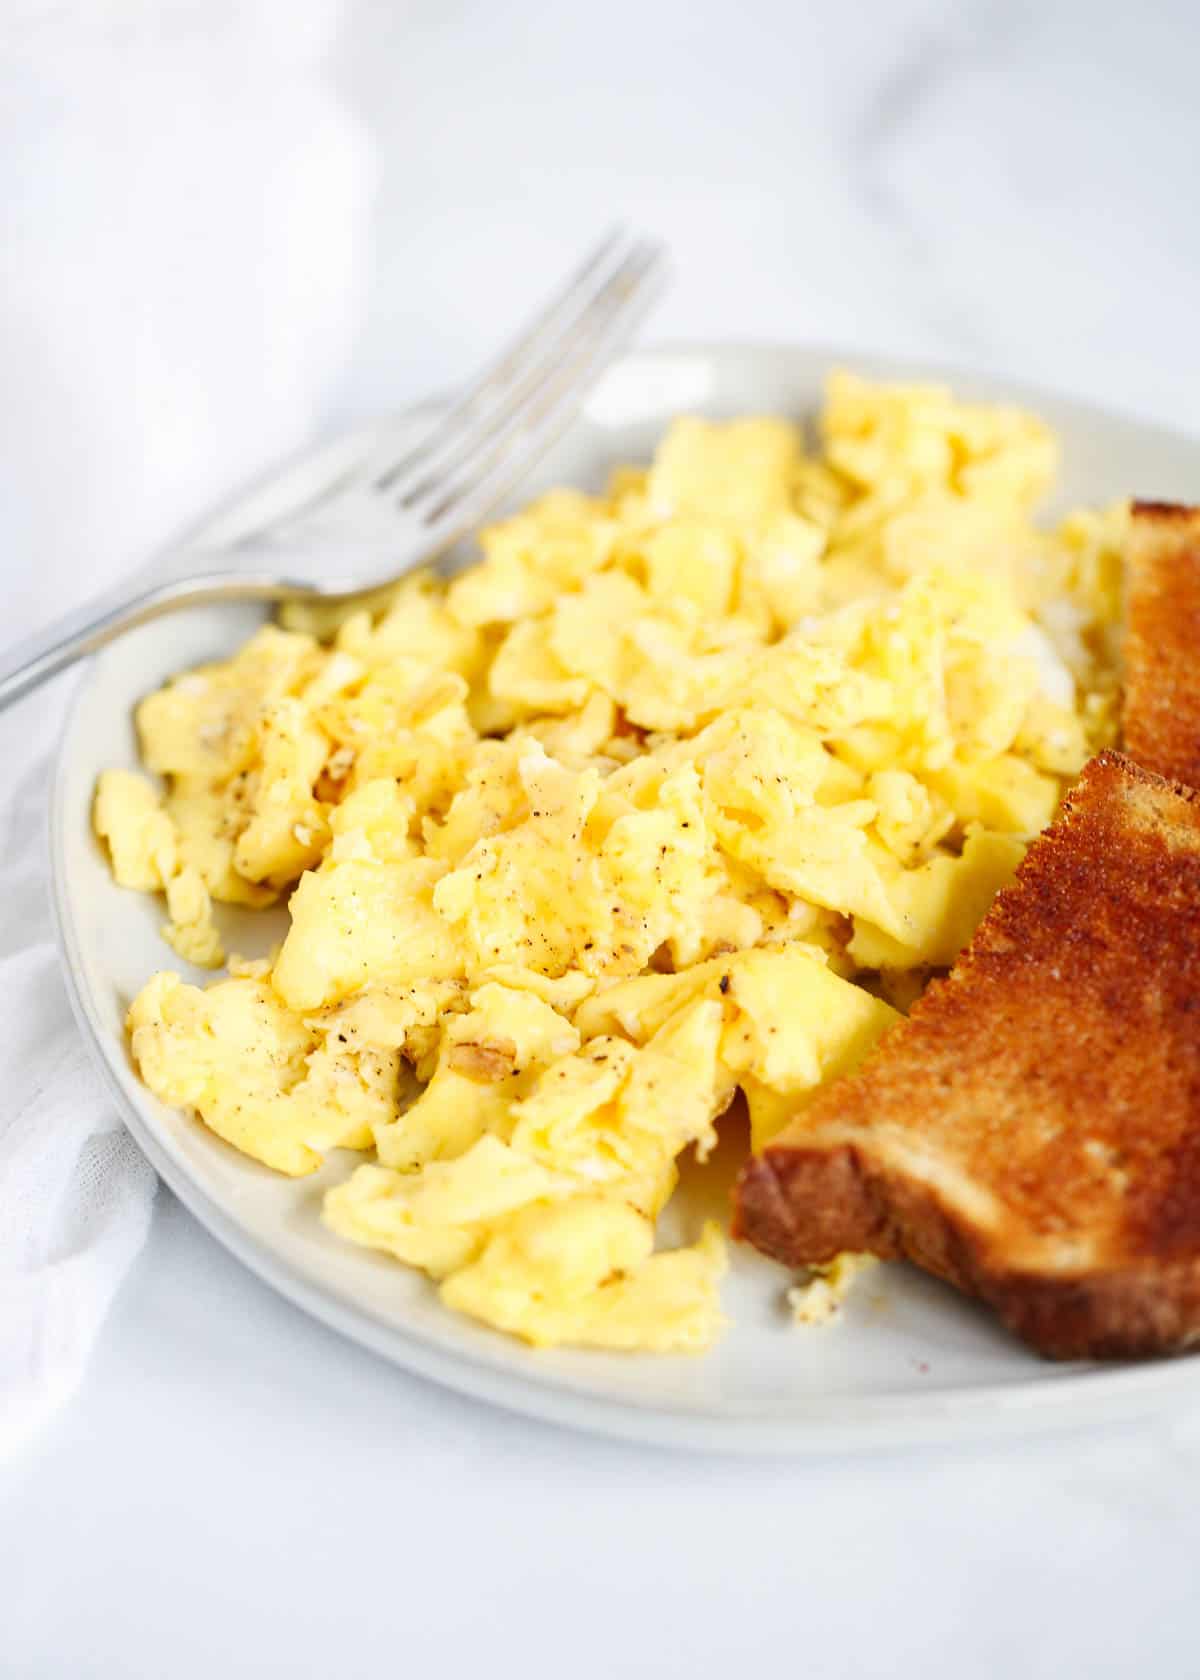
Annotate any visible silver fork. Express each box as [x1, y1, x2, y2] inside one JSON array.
[[0, 228, 668, 710]]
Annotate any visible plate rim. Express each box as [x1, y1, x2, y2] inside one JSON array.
[[49, 339, 1200, 1453]]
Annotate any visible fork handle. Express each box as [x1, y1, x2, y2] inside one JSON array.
[[0, 569, 285, 711]]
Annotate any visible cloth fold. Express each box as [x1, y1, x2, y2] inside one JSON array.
[[0, 940, 158, 1463]]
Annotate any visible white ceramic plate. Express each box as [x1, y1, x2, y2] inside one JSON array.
[[51, 344, 1200, 1452]]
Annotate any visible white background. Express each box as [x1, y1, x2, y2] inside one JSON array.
[[4, 1, 1200, 1674]]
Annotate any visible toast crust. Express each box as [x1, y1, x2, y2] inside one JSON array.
[[735, 752, 1200, 1359], [1123, 501, 1200, 787]]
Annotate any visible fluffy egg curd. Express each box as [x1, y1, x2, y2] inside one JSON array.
[[93, 372, 1126, 1354]]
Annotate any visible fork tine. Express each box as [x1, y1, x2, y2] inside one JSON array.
[[394, 240, 665, 514], [383, 234, 647, 508], [419, 241, 668, 537], [372, 225, 635, 493]]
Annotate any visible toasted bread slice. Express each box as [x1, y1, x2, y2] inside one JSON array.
[[1124, 501, 1200, 786], [735, 751, 1200, 1359]]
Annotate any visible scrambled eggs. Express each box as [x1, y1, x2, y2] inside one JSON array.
[[95, 372, 1125, 1353]]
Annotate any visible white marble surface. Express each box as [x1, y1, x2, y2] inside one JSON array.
[[5, 0, 1200, 1673]]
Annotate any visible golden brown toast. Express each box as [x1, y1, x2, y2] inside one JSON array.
[[1124, 501, 1200, 786], [734, 751, 1200, 1359]]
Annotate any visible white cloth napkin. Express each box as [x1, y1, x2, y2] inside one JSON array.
[[0, 746, 157, 1461], [0, 0, 372, 1460]]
